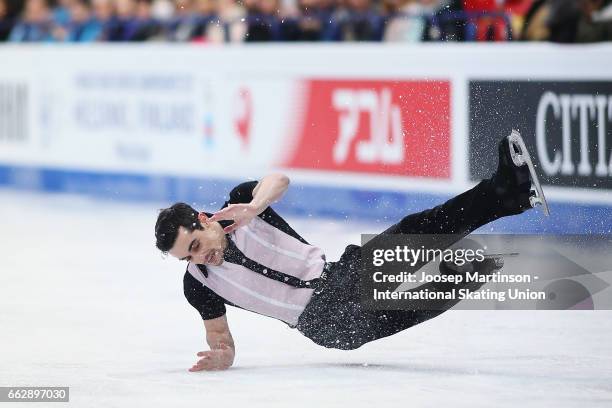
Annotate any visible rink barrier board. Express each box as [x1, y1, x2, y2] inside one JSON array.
[[1, 44, 611, 188], [0, 45, 611, 233], [1, 163, 610, 234], [469, 80, 612, 189]]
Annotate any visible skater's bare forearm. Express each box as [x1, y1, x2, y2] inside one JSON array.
[[250, 173, 290, 214], [189, 315, 235, 372], [207, 328, 235, 356], [209, 174, 290, 234]]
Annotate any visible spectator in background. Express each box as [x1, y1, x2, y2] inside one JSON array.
[[501, 0, 533, 36], [206, 0, 246, 42], [90, 0, 114, 39], [150, 0, 174, 21], [107, 0, 160, 41], [280, 0, 340, 41], [63, 0, 103, 41], [575, 0, 612, 43], [135, 0, 162, 38], [0, 0, 16, 41], [319, 0, 337, 14], [575, 0, 612, 42], [106, 0, 134, 40], [332, 0, 385, 41], [52, 0, 76, 27], [546, 0, 581, 42], [384, 0, 438, 42], [165, 0, 194, 41], [521, 0, 611, 42], [422, 0, 467, 41], [462, 0, 517, 41], [189, 0, 219, 41], [9, 0, 55, 41], [245, 0, 283, 41], [520, 0, 552, 40], [166, 0, 217, 42], [2, 0, 607, 42], [462, 0, 509, 41], [594, 0, 612, 19]]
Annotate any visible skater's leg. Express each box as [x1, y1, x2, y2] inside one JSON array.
[[353, 132, 549, 346], [311, 179, 510, 348], [300, 134, 546, 350], [374, 132, 540, 243], [362, 178, 505, 267], [381, 178, 502, 237], [366, 258, 503, 342], [298, 250, 503, 350]]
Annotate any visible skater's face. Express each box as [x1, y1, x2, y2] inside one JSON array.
[[168, 213, 227, 266]]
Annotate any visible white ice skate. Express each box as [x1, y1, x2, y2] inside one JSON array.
[[508, 130, 550, 217]]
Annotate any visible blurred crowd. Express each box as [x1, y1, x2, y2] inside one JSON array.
[[0, 0, 610, 43]]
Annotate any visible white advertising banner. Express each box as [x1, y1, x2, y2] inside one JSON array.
[[0, 44, 611, 202]]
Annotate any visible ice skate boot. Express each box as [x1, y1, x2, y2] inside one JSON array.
[[492, 130, 550, 216]]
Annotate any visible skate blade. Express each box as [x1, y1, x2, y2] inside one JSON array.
[[444, 253, 518, 272], [508, 130, 550, 217], [483, 252, 519, 269], [482, 252, 519, 258]]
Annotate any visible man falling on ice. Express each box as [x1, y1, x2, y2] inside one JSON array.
[[154, 131, 549, 371]]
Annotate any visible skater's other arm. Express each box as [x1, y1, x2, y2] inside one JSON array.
[[210, 173, 290, 233], [189, 315, 235, 372], [249, 173, 290, 212]]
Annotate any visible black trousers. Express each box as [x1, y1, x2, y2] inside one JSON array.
[[296, 178, 519, 350]]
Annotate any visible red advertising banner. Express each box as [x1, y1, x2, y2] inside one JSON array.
[[283, 79, 451, 178]]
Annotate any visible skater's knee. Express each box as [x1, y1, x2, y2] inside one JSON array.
[[325, 339, 365, 350], [306, 333, 367, 350]]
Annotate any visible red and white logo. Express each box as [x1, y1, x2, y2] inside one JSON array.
[[284, 79, 451, 178], [234, 87, 252, 148], [332, 87, 404, 165]]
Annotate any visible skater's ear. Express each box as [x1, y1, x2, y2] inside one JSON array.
[[197, 212, 210, 226]]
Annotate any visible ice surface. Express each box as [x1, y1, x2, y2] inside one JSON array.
[[1, 190, 611, 407]]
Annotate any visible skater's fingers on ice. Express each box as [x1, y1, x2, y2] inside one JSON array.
[[189, 363, 209, 372], [195, 357, 211, 366], [191, 357, 219, 372], [189, 361, 207, 371], [190, 359, 212, 371]]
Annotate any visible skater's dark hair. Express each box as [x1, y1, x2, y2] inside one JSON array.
[[155, 202, 203, 254]]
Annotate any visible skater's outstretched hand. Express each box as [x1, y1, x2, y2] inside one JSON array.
[[210, 203, 259, 234], [189, 343, 234, 372]]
